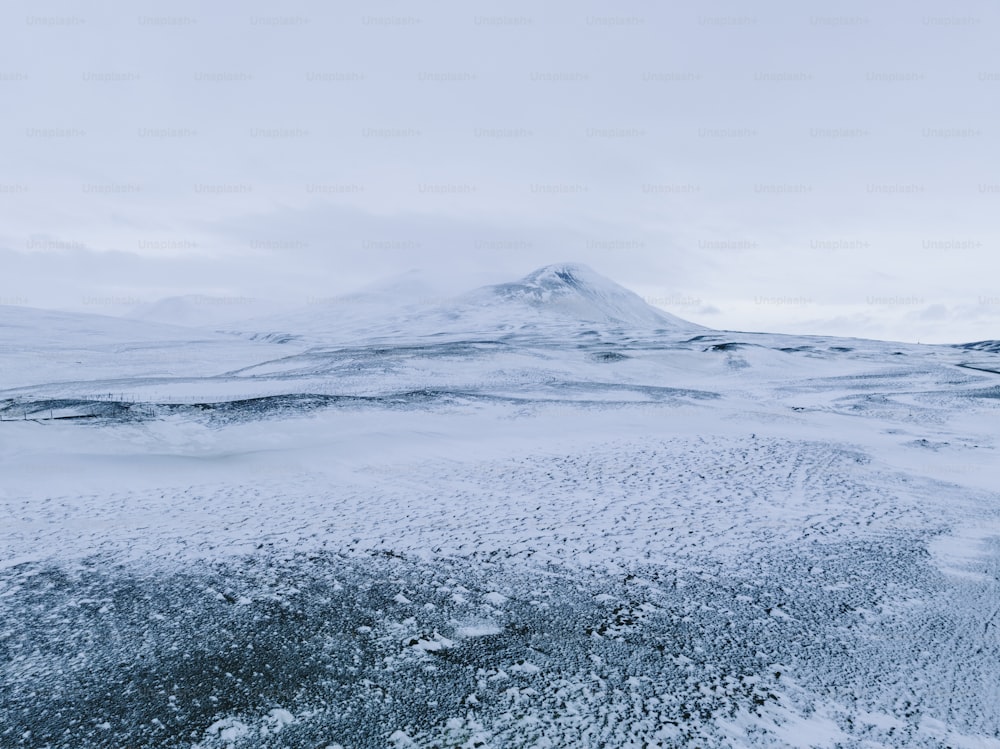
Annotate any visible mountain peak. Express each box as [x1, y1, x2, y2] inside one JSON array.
[[471, 262, 698, 329], [522, 262, 598, 285]]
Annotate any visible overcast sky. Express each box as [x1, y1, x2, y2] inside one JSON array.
[[1, 0, 998, 343]]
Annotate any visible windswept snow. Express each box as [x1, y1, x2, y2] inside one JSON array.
[[1, 265, 999, 748]]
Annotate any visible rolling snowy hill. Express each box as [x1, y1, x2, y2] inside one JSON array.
[[124, 295, 293, 330]]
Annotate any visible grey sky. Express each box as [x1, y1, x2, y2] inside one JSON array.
[[1, 0, 998, 343]]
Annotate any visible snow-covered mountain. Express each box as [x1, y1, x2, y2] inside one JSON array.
[[229, 262, 701, 343], [461, 262, 694, 328]]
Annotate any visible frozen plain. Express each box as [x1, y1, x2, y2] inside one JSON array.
[[1, 265, 999, 748]]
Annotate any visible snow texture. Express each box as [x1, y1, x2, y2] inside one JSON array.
[[1, 264, 998, 748]]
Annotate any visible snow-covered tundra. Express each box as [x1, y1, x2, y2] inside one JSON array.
[[1, 264, 998, 748]]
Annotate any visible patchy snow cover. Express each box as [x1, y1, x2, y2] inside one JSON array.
[[1, 264, 999, 747]]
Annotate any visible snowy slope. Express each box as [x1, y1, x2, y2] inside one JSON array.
[[124, 295, 293, 329], [1, 267, 999, 748], [0, 304, 291, 390], [957, 339, 1000, 354]]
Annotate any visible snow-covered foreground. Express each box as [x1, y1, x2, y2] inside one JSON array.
[[1, 266, 999, 747]]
